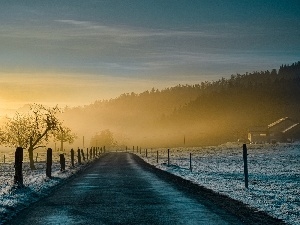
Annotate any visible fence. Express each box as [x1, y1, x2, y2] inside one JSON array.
[[131, 143, 300, 225], [0, 146, 105, 188], [131, 144, 253, 188]]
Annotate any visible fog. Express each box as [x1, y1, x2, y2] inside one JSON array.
[[59, 63, 300, 149], [2, 62, 300, 150]]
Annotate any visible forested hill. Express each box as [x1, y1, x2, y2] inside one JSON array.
[[166, 62, 300, 145], [63, 61, 300, 147]]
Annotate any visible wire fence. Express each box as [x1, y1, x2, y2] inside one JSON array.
[[0, 147, 101, 191]]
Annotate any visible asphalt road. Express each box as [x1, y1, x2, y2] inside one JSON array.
[[8, 153, 245, 225]]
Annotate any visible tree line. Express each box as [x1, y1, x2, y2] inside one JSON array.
[[1, 62, 299, 160], [62, 61, 300, 147]]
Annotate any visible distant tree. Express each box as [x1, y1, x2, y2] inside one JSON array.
[[90, 129, 116, 148], [53, 126, 77, 152], [271, 69, 277, 76], [2, 104, 61, 169], [0, 128, 5, 144]]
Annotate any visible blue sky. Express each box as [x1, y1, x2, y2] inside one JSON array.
[[0, 0, 299, 109]]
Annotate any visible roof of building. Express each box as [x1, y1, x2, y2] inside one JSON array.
[[283, 123, 299, 133], [268, 117, 299, 133], [248, 117, 299, 134], [268, 117, 289, 128]]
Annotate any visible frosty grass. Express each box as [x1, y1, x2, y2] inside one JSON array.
[[138, 142, 299, 225], [0, 143, 299, 224], [0, 149, 90, 224]]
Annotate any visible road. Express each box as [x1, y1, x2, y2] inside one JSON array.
[[8, 153, 245, 225]]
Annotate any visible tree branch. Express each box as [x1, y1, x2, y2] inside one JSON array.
[[33, 145, 46, 150], [32, 128, 50, 148]]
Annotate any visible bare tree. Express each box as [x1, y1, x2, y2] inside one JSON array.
[[3, 104, 62, 169], [53, 126, 77, 152]]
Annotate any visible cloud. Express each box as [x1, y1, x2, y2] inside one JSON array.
[[55, 19, 221, 40], [1, 17, 298, 90]]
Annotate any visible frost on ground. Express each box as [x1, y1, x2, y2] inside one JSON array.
[[138, 143, 300, 225], [0, 150, 92, 225]]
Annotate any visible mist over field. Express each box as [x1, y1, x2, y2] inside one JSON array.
[[53, 62, 300, 149]]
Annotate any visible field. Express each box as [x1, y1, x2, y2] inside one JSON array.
[[0, 144, 299, 224], [138, 143, 300, 225]]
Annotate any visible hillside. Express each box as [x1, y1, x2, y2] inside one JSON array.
[[165, 62, 300, 145], [62, 62, 300, 147]]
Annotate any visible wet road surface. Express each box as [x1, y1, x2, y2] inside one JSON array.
[[9, 153, 244, 225]]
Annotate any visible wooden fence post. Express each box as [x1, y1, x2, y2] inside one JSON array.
[[86, 148, 89, 160], [14, 147, 23, 186], [146, 149, 148, 158], [168, 149, 170, 166], [90, 147, 92, 159], [81, 149, 85, 161], [157, 151, 158, 163], [77, 148, 82, 164], [35, 153, 38, 162], [190, 153, 192, 172], [104, 146, 106, 153], [243, 144, 249, 189], [46, 148, 52, 178], [59, 154, 65, 171], [3, 154, 5, 164], [71, 148, 74, 167]]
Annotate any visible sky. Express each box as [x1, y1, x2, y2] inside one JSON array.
[[0, 0, 299, 111]]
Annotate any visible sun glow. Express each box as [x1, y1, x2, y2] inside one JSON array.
[[0, 71, 197, 112], [0, 71, 104, 109]]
